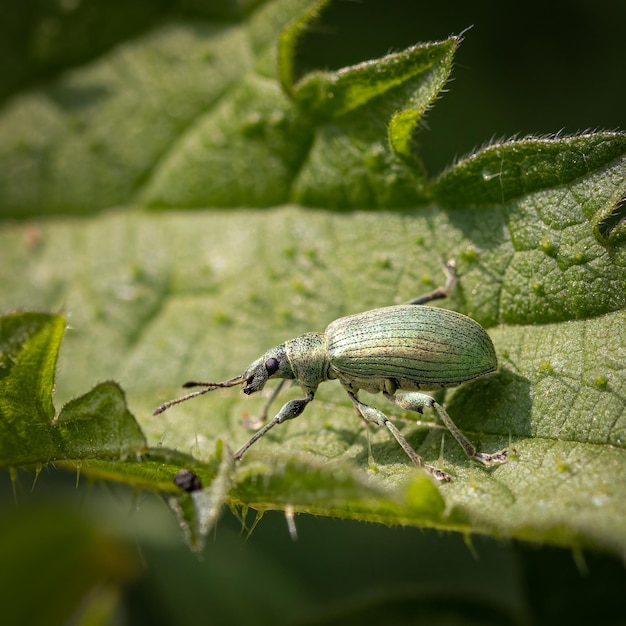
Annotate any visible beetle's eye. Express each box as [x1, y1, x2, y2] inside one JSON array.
[[265, 357, 279, 375]]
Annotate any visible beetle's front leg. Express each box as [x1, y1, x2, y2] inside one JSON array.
[[345, 390, 451, 482], [243, 379, 289, 429], [385, 391, 508, 466], [234, 391, 315, 460]]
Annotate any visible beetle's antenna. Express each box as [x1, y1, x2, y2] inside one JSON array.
[[153, 376, 244, 415]]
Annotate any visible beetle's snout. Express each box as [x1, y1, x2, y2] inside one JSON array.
[[242, 364, 268, 395], [242, 377, 261, 395], [242, 379, 259, 395]]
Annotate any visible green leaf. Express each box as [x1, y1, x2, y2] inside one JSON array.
[[54, 381, 146, 461], [434, 134, 626, 209], [433, 133, 626, 325], [0, 0, 625, 560], [288, 36, 457, 207], [0, 504, 139, 626], [0, 312, 62, 427], [0, 0, 455, 214], [0, 312, 146, 467]]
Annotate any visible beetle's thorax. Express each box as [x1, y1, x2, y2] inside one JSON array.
[[283, 332, 330, 391]]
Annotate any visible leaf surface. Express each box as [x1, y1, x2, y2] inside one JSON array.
[[0, 0, 624, 556]]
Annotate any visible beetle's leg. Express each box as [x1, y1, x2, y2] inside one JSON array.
[[243, 379, 289, 429], [385, 391, 508, 466], [234, 391, 315, 460], [406, 259, 458, 305], [345, 390, 451, 482]]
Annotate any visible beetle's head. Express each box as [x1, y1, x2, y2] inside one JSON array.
[[153, 344, 294, 415], [241, 345, 293, 395]]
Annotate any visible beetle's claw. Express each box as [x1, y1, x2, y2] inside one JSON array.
[[475, 449, 508, 466], [427, 466, 452, 482]]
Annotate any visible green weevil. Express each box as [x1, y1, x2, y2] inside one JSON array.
[[155, 262, 507, 482]]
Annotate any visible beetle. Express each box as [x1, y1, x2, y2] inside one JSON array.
[[155, 261, 507, 482]]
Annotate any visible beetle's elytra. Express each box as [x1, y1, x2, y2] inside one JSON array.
[[326, 304, 497, 392], [155, 262, 507, 482]]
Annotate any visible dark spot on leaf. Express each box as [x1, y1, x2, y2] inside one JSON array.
[[174, 469, 202, 493]]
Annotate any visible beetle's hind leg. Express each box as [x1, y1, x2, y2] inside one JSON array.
[[406, 259, 458, 305], [385, 391, 508, 467], [345, 390, 452, 482]]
